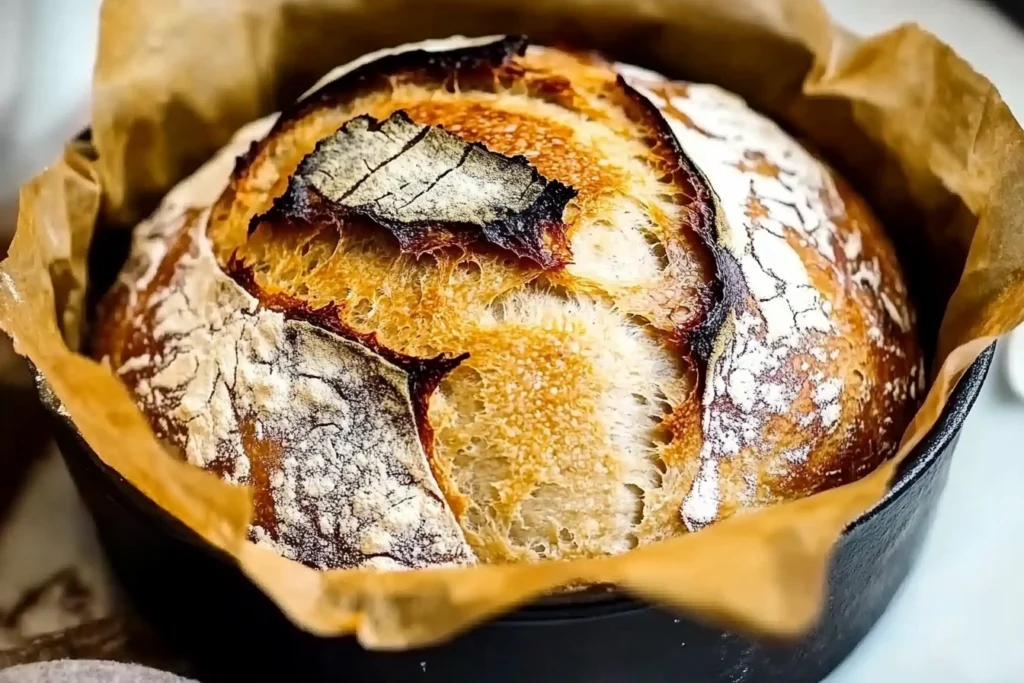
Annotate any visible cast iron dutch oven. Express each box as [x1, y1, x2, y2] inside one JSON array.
[[42, 167, 994, 683]]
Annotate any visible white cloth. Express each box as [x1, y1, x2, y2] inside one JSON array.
[[0, 661, 194, 683], [0, 452, 113, 649]]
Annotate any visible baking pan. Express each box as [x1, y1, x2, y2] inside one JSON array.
[[38, 196, 994, 682], [41, 339, 992, 683]]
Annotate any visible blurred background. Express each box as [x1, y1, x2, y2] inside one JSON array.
[[0, 1, 1022, 681]]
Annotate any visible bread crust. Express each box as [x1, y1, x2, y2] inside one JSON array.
[[616, 69, 922, 527], [93, 36, 922, 569]]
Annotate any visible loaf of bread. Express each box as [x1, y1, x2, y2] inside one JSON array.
[[93, 36, 923, 570]]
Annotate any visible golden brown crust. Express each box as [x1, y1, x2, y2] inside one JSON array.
[[93, 36, 922, 569], [616, 71, 923, 526], [211, 38, 719, 342], [227, 260, 468, 464], [95, 207, 476, 569]]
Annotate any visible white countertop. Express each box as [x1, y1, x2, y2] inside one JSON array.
[[1, 1, 1022, 681]]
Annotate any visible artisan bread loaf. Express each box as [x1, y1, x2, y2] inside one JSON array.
[[92, 36, 923, 570]]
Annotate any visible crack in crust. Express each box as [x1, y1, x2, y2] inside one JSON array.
[[616, 68, 922, 529], [213, 35, 720, 342], [94, 207, 475, 570], [228, 257, 467, 461], [613, 74, 725, 348], [223, 35, 533, 213], [258, 110, 576, 268]]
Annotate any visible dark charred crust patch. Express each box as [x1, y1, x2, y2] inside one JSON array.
[[690, 249, 747, 360], [213, 36, 533, 236], [302, 35, 528, 116], [228, 258, 466, 459], [255, 110, 576, 269], [267, 36, 528, 159]]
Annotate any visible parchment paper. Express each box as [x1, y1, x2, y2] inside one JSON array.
[[2, 0, 1023, 649]]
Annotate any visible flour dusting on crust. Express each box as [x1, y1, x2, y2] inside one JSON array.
[[111, 203, 474, 569], [621, 68, 917, 530]]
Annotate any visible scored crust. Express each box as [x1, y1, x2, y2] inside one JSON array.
[[616, 68, 923, 527], [208, 35, 719, 563], [92, 36, 922, 569]]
